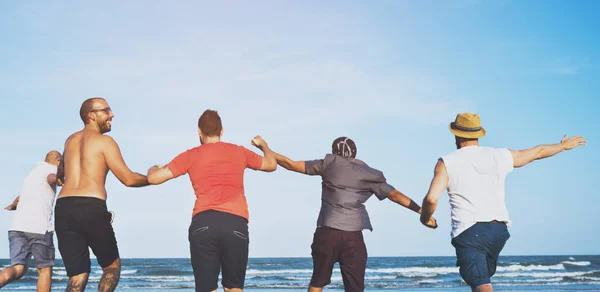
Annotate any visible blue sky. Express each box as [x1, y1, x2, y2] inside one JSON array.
[[0, 1, 598, 258]]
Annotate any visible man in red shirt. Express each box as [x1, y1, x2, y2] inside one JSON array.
[[147, 110, 277, 292]]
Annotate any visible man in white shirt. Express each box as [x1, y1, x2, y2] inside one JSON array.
[[0, 150, 62, 292], [419, 113, 586, 292]]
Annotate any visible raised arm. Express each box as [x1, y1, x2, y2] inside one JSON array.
[[251, 136, 277, 172], [4, 196, 19, 211], [510, 135, 586, 168], [273, 152, 306, 174], [103, 136, 149, 187], [420, 159, 449, 227]]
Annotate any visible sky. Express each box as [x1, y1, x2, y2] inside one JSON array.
[[0, 0, 598, 259]]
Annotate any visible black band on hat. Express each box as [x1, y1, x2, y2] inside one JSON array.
[[451, 122, 482, 132]]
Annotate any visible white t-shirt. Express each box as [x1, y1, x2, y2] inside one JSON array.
[[9, 161, 58, 234], [441, 146, 514, 238]]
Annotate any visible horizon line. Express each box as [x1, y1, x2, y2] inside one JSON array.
[[2, 253, 596, 261]]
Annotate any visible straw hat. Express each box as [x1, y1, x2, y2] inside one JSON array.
[[449, 113, 486, 139]]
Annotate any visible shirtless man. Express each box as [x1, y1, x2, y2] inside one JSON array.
[[54, 97, 149, 292]]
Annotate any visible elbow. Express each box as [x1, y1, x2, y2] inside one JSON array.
[[263, 157, 277, 172], [124, 176, 142, 187], [124, 179, 137, 187], [387, 192, 400, 204], [424, 196, 438, 206], [535, 147, 546, 160]]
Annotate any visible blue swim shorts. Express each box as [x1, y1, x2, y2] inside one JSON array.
[[451, 222, 510, 289]]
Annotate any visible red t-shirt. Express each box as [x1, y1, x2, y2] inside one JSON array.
[[167, 142, 263, 221]]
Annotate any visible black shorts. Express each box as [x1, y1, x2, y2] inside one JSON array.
[[54, 197, 119, 277], [188, 210, 249, 292], [310, 226, 368, 292]]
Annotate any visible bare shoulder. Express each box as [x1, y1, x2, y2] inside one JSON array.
[[98, 134, 117, 143], [64, 131, 81, 144], [435, 158, 446, 173], [96, 134, 119, 151], [63, 132, 83, 152], [435, 158, 445, 167]]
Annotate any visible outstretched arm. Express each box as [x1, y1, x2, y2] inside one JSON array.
[[103, 136, 149, 187], [147, 165, 174, 185], [4, 196, 19, 211], [251, 136, 277, 172], [388, 189, 438, 228], [388, 190, 421, 214], [273, 152, 306, 174], [510, 135, 586, 168], [420, 159, 448, 227]]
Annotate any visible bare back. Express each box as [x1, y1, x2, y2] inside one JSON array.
[[58, 129, 112, 200]]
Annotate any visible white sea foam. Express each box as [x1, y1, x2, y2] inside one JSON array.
[[246, 266, 460, 277], [246, 268, 313, 275], [418, 279, 444, 284], [497, 270, 599, 278], [495, 277, 566, 283], [496, 281, 600, 287], [365, 266, 459, 276], [246, 263, 576, 278], [562, 261, 592, 266], [496, 263, 565, 272]]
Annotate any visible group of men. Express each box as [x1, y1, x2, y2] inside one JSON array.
[[0, 97, 586, 292]]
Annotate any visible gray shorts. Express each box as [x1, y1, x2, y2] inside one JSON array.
[[9, 231, 55, 269]]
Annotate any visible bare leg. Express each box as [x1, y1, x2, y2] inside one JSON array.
[[98, 258, 120, 292], [224, 288, 242, 292], [66, 273, 89, 292], [36, 266, 52, 292], [474, 283, 493, 292], [0, 264, 26, 288], [308, 286, 323, 292]]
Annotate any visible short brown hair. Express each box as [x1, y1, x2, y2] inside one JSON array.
[[198, 110, 222, 137], [79, 97, 105, 124]]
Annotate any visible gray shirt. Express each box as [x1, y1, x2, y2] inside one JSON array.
[[305, 154, 395, 232]]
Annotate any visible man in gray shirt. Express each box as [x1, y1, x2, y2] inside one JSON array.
[[272, 137, 437, 292]]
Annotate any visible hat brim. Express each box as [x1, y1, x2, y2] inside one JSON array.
[[448, 123, 486, 139]]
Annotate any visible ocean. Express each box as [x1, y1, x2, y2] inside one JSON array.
[[1, 255, 599, 291]]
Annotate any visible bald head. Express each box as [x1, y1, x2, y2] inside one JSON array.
[[80, 97, 106, 124], [45, 150, 61, 166]]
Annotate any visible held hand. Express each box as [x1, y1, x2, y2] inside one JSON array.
[[425, 217, 438, 229], [251, 136, 267, 150], [561, 135, 586, 150], [56, 178, 64, 187], [147, 165, 162, 175]]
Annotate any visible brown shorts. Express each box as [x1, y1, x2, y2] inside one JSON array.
[[310, 226, 367, 291]]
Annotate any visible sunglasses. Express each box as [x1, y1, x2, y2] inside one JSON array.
[[90, 107, 113, 114]]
